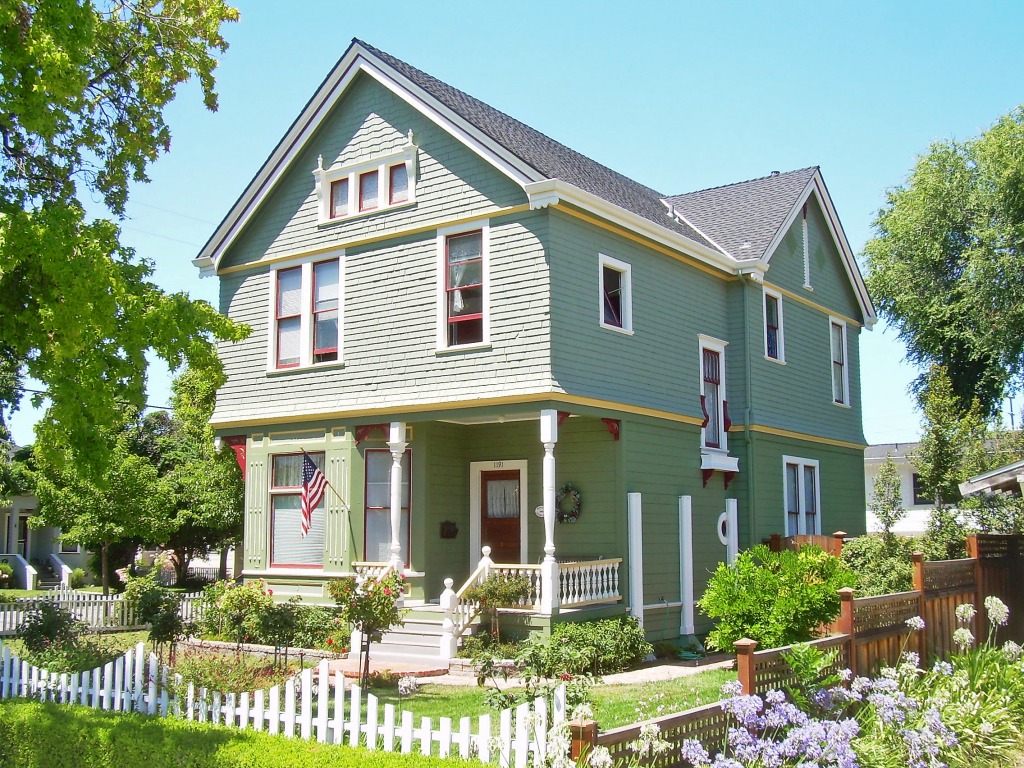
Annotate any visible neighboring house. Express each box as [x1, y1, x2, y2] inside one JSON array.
[[1, 494, 91, 588], [864, 442, 934, 535], [195, 39, 874, 644], [960, 459, 1024, 499]]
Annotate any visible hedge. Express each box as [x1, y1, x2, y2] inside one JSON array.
[[0, 700, 467, 768]]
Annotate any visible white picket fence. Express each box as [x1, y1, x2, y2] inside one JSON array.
[[0, 590, 205, 637], [0, 641, 566, 766]]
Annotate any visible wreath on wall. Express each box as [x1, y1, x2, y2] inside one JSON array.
[[556, 482, 583, 523]]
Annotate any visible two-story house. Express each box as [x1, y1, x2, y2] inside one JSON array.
[[195, 40, 875, 650]]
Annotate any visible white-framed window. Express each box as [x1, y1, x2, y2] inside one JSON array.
[[313, 143, 418, 225], [269, 452, 326, 567], [58, 537, 80, 555], [829, 317, 849, 406], [437, 221, 490, 350], [699, 335, 729, 451], [763, 288, 785, 362], [783, 456, 820, 536], [598, 254, 633, 334], [268, 253, 344, 371], [364, 449, 410, 565]]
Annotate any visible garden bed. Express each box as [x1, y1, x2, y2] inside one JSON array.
[[181, 636, 348, 661]]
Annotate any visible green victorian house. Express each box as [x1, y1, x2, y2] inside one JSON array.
[[195, 40, 875, 656]]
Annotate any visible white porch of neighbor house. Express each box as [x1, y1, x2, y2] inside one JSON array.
[[350, 410, 624, 660]]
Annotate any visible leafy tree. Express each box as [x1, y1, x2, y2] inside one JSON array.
[[870, 455, 906, 537], [0, 0, 247, 478], [864, 107, 1024, 417], [32, 419, 174, 593]]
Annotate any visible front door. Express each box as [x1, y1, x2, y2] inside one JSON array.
[[17, 515, 29, 558], [480, 470, 521, 564]]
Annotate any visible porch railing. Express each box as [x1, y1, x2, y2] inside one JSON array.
[[558, 558, 622, 608], [351, 561, 394, 580]]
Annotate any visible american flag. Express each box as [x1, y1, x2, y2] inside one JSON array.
[[300, 453, 327, 538]]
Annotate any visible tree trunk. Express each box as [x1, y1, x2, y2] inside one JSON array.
[[101, 542, 110, 596], [218, 547, 229, 580], [173, 551, 188, 586]]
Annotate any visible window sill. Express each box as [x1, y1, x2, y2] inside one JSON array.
[[763, 355, 786, 365], [267, 360, 346, 376], [245, 567, 349, 578], [318, 199, 416, 227], [700, 451, 739, 473], [436, 342, 492, 355], [600, 322, 634, 336], [803, 284, 813, 291], [831, 400, 852, 409]]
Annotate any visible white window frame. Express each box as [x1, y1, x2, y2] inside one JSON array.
[[267, 251, 345, 372], [698, 334, 729, 453], [436, 220, 490, 352], [783, 456, 821, 535], [313, 144, 418, 225], [598, 254, 633, 334], [762, 287, 785, 363], [829, 317, 849, 407]]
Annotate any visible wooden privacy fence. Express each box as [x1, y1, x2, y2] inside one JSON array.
[[764, 531, 846, 557], [0, 590, 204, 637], [0, 641, 567, 766]]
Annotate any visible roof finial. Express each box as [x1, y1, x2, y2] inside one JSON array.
[[317, 154, 324, 171]]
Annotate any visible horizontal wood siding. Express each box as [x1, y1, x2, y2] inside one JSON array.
[[418, 422, 472, 600], [212, 213, 552, 425], [547, 209, 731, 419], [220, 72, 525, 271]]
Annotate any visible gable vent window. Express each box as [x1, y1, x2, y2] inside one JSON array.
[[314, 141, 418, 225]]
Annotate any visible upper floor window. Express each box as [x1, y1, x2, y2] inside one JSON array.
[[270, 255, 343, 370], [270, 452, 326, 567], [830, 318, 849, 405], [438, 222, 489, 350], [699, 336, 729, 451], [784, 456, 820, 536], [314, 142, 418, 224], [599, 254, 633, 333], [763, 289, 784, 362], [911, 473, 931, 506]]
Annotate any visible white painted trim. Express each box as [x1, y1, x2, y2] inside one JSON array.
[[782, 455, 822, 536], [828, 316, 849, 407], [266, 250, 345, 373], [698, 334, 729, 453], [313, 143, 418, 226], [802, 214, 812, 290], [627, 493, 644, 625], [678, 496, 695, 637], [762, 286, 785, 363], [436, 220, 490, 352], [598, 253, 633, 334], [469, 459, 529, 567]]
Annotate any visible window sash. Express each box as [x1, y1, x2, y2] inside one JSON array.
[[313, 260, 339, 362], [359, 170, 378, 211], [389, 164, 409, 204], [831, 322, 846, 403], [785, 460, 819, 535], [765, 295, 780, 359], [271, 494, 325, 566], [602, 266, 623, 327], [786, 463, 801, 536], [364, 450, 410, 564], [702, 348, 722, 448], [445, 231, 484, 345], [330, 178, 349, 218]]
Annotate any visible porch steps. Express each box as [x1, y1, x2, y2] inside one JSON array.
[[366, 604, 478, 662]]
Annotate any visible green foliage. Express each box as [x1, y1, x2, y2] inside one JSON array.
[[0, 699, 466, 768], [0, 561, 13, 589], [864, 106, 1024, 417], [921, 506, 969, 561], [169, 646, 303, 696], [216, 580, 274, 647], [463, 572, 532, 641], [780, 642, 845, 717], [841, 534, 916, 596], [68, 568, 88, 589], [122, 567, 190, 657], [0, 0, 249, 479], [292, 604, 343, 650], [871, 455, 906, 536], [15, 602, 117, 673], [457, 633, 522, 660], [328, 572, 406, 643], [548, 616, 653, 674], [698, 544, 856, 651]]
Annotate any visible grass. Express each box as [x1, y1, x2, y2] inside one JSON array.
[[0, 630, 151, 660]]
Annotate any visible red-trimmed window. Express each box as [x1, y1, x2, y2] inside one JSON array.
[[359, 170, 378, 212], [364, 449, 410, 565], [702, 348, 722, 448], [312, 260, 339, 363], [445, 230, 484, 346], [270, 452, 326, 567], [389, 164, 409, 204], [275, 267, 302, 368], [765, 294, 781, 359], [330, 178, 349, 218]]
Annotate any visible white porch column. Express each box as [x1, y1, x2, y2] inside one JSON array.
[[678, 495, 695, 638], [387, 422, 408, 571], [725, 498, 739, 564], [539, 409, 559, 615], [6, 508, 18, 554], [628, 492, 644, 625]]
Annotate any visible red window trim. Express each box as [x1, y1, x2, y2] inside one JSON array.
[[329, 178, 349, 219], [363, 448, 412, 564], [270, 452, 326, 568], [445, 230, 484, 340], [702, 348, 722, 449], [275, 266, 302, 369], [311, 259, 339, 360], [389, 163, 409, 205], [359, 170, 378, 212]]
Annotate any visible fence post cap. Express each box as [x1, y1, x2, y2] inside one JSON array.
[[832, 531, 847, 538], [838, 587, 856, 599], [733, 638, 758, 652], [911, 552, 924, 563]]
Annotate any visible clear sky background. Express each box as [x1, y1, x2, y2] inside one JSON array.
[[9, 0, 1024, 446]]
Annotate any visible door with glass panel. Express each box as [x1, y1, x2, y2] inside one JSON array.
[[480, 470, 521, 564]]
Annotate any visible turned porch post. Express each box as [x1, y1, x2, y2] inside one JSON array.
[[540, 409, 559, 616], [387, 422, 408, 571]]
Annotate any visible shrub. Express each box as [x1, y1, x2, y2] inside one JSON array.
[[195, 579, 274, 646], [463, 573, 532, 642], [122, 569, 191, 658], [698, 544, 856, 651], [0, 561, 14, 589], [548, 616, 652, 673], [16, 602, 117, 673], [169, 646, 301, 695], [68, 568, 89, 589], [292, 604, 341, 650], [841, 533, 916, 596]]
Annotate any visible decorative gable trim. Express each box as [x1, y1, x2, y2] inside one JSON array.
[[759, 170, 876, 327]]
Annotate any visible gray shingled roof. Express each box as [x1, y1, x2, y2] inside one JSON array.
[[356, 39, 717, 250], [865, 442, 919, 459], [664, 167, 819, 261]]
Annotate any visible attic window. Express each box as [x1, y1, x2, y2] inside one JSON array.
[[314, 141, 418, 225]]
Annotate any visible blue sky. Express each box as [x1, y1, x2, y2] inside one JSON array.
[[9, 0, 1024, 445]]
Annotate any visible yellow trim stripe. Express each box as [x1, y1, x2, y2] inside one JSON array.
[[747, 424, 866, 451], [218, 204, 534, 276], [554, 206, 737, 281], [766, 282, 862, 329]]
